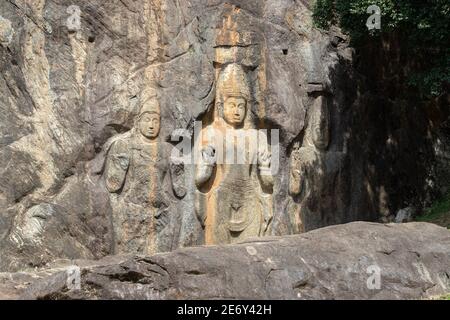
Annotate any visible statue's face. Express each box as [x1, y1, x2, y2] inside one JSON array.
[[311, 104, 330, 150], [139, 112, 160, 140], [223, 96, 247, 127]]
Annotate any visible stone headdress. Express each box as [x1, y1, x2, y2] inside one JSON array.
[[138, 87, 160, 118], [216, 63, 250, 103], [139, 100, 160, 117]]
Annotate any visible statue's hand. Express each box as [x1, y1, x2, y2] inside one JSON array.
[[154, 207, 169, 232], [115, 153, 130, 170], [170, 156, 184, 175], [290, 166, 305, 184], [170, 155, 183, 166], [258, 149, 271, 169], [291, 168, 301, 180], [170, 159, 187, 198], [201, 145, 216, 165], [105, 141, 130, 193], [290, 143, 304, 179], [292, 143, 301, 163]]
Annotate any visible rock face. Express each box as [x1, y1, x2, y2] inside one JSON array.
[[0, 0, 448, 271], [0, 222, 448, 300]]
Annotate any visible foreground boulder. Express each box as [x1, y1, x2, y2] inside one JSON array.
[[1, 222, 449, 300]]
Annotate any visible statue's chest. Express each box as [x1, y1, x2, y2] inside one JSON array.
[[221, 143, 258, 168], [128, 147, 167, 182]]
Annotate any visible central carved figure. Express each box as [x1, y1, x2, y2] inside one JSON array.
[[195, 63, 274, 245]]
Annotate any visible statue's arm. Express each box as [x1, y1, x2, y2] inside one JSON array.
[[169, 156, 187, 198], [257, 142, 275, 230], [195, 145, 215, 188], [104, 140, 130, 193], [288, 147, 303, 196], [258, 166, 274, 189], [257, 136, 274, 190], [288, 164, 302, 196], [195, 162, 214, 188]]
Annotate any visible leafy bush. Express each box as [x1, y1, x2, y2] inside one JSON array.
[[416, 192, 450, 229]]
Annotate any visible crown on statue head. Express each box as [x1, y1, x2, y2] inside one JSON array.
[[139, 98, 160, 117], [217, 63, 250, 102]]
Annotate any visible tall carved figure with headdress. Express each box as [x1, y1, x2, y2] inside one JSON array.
[[103, 98, 186, 255], [195, 63, 274, 245], [288, 95, 347, 232]]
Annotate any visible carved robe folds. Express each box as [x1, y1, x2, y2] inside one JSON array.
[[195, 124, 274, 245]]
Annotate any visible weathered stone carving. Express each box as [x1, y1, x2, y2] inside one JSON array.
[[288, 91, 351, 232], [288, 141, 305, 233], [104, 99, 186, 255], [288, 94, 339, 232], [195, 63, 274, 245], [289, 95, 330, 193]]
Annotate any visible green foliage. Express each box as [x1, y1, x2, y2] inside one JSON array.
[[427, 293, 450, 300], [312, 0, 336, 29], [408, 60, 450, 97], [416, 193, 450, 229], [312, 0, 450, 97]]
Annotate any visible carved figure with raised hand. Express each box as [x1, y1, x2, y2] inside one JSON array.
[[195, 63, 274, 245]]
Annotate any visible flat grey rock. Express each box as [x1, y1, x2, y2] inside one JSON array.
[[0, 222, 446, 300]]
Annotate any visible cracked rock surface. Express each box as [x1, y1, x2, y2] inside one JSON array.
[[0, 222, 448, 300]]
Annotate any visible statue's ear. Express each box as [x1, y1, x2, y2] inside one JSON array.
[[134, 115, 141, 128], [215, 100, 223, 117]]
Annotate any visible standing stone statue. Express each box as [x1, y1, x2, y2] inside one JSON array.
[[289, 95, 330, 196], [104, 99, 186, 255], [195, 63, 274, 245], [288, 95, 346, 232], [288, 95, 329, 233]]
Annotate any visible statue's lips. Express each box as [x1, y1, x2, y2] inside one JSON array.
[[145, 130, 157, 137]]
